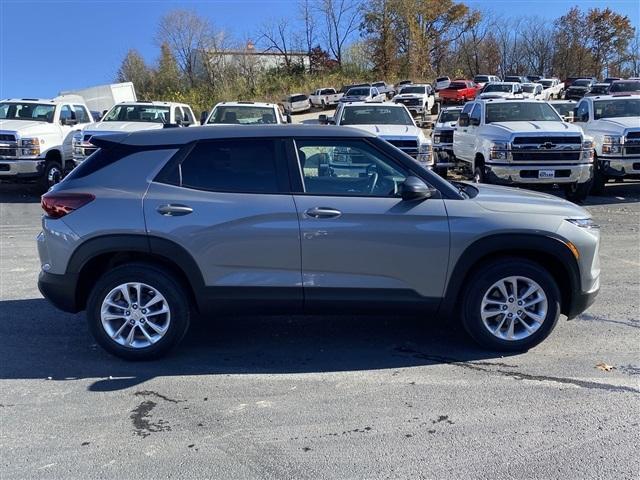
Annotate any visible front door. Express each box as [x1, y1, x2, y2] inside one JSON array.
[[291, 138, 450, 310]]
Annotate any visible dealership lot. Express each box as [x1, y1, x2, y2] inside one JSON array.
[[0, 182, 638, 479]]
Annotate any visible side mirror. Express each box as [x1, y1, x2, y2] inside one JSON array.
[[200, 111, 208, 124], [286, 113, 292, 124], [318, 114, 328, 125], [399, 176, 433, 201], [327, 116, 335, 125], [458, 112, 470, 127], [61, 117, 77, 126]]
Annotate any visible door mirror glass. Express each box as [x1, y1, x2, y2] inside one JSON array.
[[399, 176, 433, 201], [458, 112, 470, 127], [318, 114, 328, 125]]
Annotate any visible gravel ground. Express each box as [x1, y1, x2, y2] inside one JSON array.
[[0, 176, 639, 479]]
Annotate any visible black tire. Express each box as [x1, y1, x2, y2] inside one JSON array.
[[591, 160, 607, 196], [461, 258, 561, 351], [473, 165, 486, 183], [321, 100, 326, 110], [38, 160, 63, 193], [431, 102, 440, 115], [87, 263, 191, 360], [564, 181, 591, 203]]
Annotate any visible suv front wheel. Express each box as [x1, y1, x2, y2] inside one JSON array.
[[462, 258, 561, 351], [87, 263, 190, 360]]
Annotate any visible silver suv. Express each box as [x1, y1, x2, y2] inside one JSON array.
[[38, 125, 600, 360]]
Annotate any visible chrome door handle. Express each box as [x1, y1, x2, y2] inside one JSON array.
[[157, 204, 193, 216], [305, 207, 342, 219]]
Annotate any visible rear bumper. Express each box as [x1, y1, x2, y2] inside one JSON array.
[[485, 162, 592, 185], [38, 270, 81, 313]]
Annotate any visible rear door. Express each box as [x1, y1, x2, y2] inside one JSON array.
[[291, 137, 449, 309], [144, 137, 302, 309]]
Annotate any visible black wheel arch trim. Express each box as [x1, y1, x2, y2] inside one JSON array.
[[439, 233, 582, 320]]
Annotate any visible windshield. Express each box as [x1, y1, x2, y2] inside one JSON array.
[[522, 85, 537, 93], [572, 80, 591, 87], [439, 110, 461, 123], [550, 103, 575, 117], [474, 76, 489, 83], [540, 80, 553, 87], [399, 86, 426, 94], [485, 102, 561, 123], [593, 99, 640, 119], [484, 84, 512, 93], [103, 104, 169, 123], [290, 95, 308, 102], [609, 81, 640, 93], [0, 102, 56, 122], [340, 105, 413, 126], [208, 106, 278, 124], [346, 88, 370, 96]]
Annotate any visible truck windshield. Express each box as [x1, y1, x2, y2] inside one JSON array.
[[339, 106, 413, 126], [484, 84, 512, 93], [439, 110, 461, 123], [522, 85, 537, 93], [208, 106, 277, 124], [485, 103, 561, 123], [103, 105, 170, 123], [608, 81, 640, 93], [540, 80, 553, 87], [0, 102, 56, 122], [346, 88, 371, 96], [399, 86, 426, 94], [593, 99, 640, 119]]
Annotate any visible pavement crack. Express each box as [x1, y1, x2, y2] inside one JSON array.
[[134, 390, 183, 403], [576, 313, 640, 329]]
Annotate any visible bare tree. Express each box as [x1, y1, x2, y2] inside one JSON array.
[[520, 17, 555, 75], [318, 0, 362, 65], [259, 18, 300, 71], [300, 0, 316, 61]]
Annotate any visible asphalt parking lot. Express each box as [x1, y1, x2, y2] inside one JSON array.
[[1, 181, 639, 479]]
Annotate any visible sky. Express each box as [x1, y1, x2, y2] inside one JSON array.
[[1, 0, 639, 99]]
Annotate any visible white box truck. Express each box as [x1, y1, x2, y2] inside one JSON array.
[[59, 82, 136, 119]]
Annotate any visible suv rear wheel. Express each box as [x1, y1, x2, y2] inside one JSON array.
[[461, 258, 561, 351], [87, 263, 190, 360]]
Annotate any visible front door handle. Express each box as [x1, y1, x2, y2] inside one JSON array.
[[157, 204, 193, 216], [305, 207, 342, 219]]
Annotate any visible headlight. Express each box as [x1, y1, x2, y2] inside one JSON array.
[[20, 138, 40, 147], [433, 133, 441, 144], [489, 141, 509, 160], [19, 138, 40, 156], [72, 132, 82, 146], [566, 218, 600, 229], [582, 139, 594, 160], [602, 135, 622, 154], [417, 141, 433, 165]]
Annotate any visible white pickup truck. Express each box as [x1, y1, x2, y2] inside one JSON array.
[[205, 101, 290, 125], [72, 101, 196, 165], [453, 98, 594, 202], [309, 88, 342, 108], [0, 98, 93, 190], [392, 84, 437, 119], [572, 94, 640, 194], [320, 102, 433, 166], [539, 78, 565, 99]]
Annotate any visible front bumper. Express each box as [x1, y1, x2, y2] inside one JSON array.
[[0, 159, 45, 180], [567, 285, 599, 319], [598, 156, 640, 178], [485, 162, 592, 185], [38, 270, 81, 313]]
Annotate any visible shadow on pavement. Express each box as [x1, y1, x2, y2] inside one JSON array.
[[0, 184, 41, 204], [0, 298, 511, 392]]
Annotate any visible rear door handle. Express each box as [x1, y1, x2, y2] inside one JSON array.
[[305, 207, 342, 219], [157, 204, 193, 216]]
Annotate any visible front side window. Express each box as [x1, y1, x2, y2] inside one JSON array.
[[59, 105, 73, 121], [485, 102, 561, 123], [174, 107, 184, 123], [470, 104, 482, 124], [73, 105, 90, 123], [179, 139, 283, 193], [296, 139, 408, 197], [0, 102, 56, 122], [339, 105, 414, 126], [182, 107, 195, 124], [438, 109, 461, 123], [576, 102, 590, 122], [103, 105, 170, 123]]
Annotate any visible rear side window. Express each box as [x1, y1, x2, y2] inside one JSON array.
[[73, 105, 90, 123], [64, 147, 131, 180], [178, 139, 286, 193]]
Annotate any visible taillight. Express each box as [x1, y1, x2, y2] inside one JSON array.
[[41, 192, 95, 219]]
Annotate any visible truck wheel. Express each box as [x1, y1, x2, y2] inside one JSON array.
[[461, 258, 561, 351], [431, 102, 440, 115], [564, 181, 591, 203], [473, 166, 485, 183], [321, 100, 326, 110], [38, 161, 63, 193], [590, 161, 607, 196], [87, 263, 191, 360]]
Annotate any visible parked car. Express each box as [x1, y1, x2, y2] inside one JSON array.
[[572, 95, 640, 194], [585, 83, 611, 96], [434, 76, 451, 91], [309, 88, 342, 108], [38, 124, 600, 359], [393, 84, 437, 117], [503, 75, 528, 83], [438, 80, 479, 104], [478, 82, 524, 100], [539, 78, 565, 99], [564, 78, 597, 100], [283, 94, 311, 114], [0, 97, 94, 191], [452, 99, 594, 202], [204, 102, 289, 125], [73, 101, 197, 165], [608, 80, 640, 95], [320, 102, 433, 167], [549, 100, 577, 121], [372, 81, 396, 99], [431, 106, 463, 176], [473, 75, 501, 89], [339, 86, 386, 103], [521, 83, 547, 100]]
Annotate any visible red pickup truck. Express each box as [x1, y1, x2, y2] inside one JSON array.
[[438, 80, 480, 104]]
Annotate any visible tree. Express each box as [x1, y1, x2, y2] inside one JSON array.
[[586, 8, 634, 78], [318, 0, 362, 65], [155, 43, 182, 95], [300, 0, 317, 72], [259, 18, 301, 72], [116, 49, 153, 97], [361, 0, 398, 77]]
